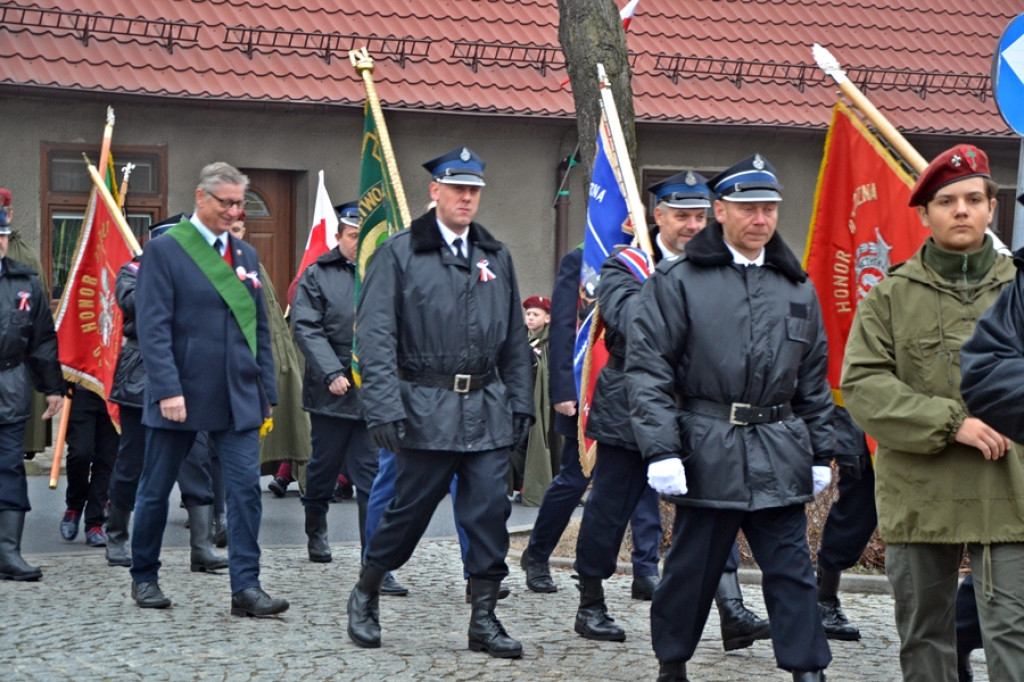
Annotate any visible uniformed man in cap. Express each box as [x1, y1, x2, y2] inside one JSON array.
[[291, 201, 379, 564], [0, 218, 63, 581], [627, 154, 833, 682], [347, 146, 533, 658], [572, 171, 769, 651]]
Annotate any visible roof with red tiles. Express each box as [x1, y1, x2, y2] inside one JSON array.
[[0, 0, 1018, 135]]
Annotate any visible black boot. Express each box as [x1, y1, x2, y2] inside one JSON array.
[[958, 649, 974, 682], [467, 578, 522, 658], [211, 512, 228, 548], [574, 577, 626, 641], [657, 660, 690, 682], [187, 505, 229, 572], [347, 565, 387, 648], [104, 505, 132, 567], [0, 510, 42, 581], [716, 570, 771, 651], [817, 567, 860, 641], [792, 671, 826, 681], [631, 574, 659, 600], [304, 507, 331, 563]]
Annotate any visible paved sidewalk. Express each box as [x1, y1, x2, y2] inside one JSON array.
[[1, 538, 988, 681]]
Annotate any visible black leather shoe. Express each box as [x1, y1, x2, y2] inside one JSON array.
[[631, 574, 659, 600], [817, 597, 861, 641], [658, 660, 690, 682], [230, 587, 289, 617], [792, 671, 826, 681], [132, 581, 171, 609], [267, 476, 289, 498], [520, 551, 557, 593], [380, 572, 409, 596], [575, 577, 626, 641], [348, 565, 386, 648]]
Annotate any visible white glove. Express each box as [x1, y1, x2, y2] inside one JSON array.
[[647, 458, 688, 496], [812, 465, 833, 495]]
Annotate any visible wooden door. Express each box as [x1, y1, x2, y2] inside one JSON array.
[[240, 168, 296, 312]]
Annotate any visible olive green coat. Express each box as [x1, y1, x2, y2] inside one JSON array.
[[258, 263, 311, 473], [841, 241, 1024, 544]]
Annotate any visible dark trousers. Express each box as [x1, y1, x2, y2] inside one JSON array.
[[364, 448, 471, 567], [528, 435, 662, 576], [817, 464, 877, 573], [575, 441, 663, 579], [108, 408, 216, 511], [302, 414, 377, 515], [0, 421, 29, 511], [131, 426, 263, 594], [65, 391, 119, 528], [653, 504, 831, 671], [364, 447, 510, 581]]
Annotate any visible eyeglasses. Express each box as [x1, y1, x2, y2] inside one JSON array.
[[205, 190, 245, 211]]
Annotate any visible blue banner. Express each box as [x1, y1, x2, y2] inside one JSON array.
[[579, 116, 630, 298]]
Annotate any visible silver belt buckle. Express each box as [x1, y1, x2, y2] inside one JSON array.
[[453, 374, 472, 393], [729, 402, 750, 426]]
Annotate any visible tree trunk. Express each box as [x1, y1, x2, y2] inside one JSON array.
[[557, 0, 637, 185]]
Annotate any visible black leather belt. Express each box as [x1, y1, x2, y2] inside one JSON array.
[[398, 368, 496, 393], [685, 398, 792, 425], [0, 357, 21, 371], [606, 355, 625, 371]]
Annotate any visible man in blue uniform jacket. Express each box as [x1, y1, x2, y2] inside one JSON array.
[[130, 162, 285, 617]]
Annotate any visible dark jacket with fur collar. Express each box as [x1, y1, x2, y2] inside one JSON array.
[[625, 221, 835, 510], [355, 209, 533, 452]]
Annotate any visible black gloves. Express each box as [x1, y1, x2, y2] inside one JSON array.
[[512, 413, 533, 451], [370, 420, 406, 453]]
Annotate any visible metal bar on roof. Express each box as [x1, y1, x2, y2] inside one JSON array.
[[450, 40, 564, 74], [0, 4, 199, 50], [224, 27, 429, 65]]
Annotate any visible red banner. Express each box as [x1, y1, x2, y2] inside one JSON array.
[[803, 101, 927, 403], [55, 187, 134, 425]]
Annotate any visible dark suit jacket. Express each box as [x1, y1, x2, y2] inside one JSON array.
[[549, 247, 582, 437], [135, 221, 277, 432]]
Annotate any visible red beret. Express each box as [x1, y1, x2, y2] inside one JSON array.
[[0, 188, 11, 206], [909, 145, 990, 207], [523, 295, 551, 312]]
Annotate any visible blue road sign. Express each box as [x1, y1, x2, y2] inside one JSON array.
[[993, 14, 1024, 135]]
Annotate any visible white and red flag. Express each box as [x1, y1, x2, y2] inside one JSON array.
[[287, 170, 338, 304]]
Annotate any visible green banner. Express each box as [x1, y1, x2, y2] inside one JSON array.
[[352, 102, 404, 385]]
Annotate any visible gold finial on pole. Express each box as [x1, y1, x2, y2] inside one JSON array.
[[349, 47, 411, 228]]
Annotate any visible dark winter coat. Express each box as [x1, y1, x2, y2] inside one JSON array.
[[0, 257, 62, 423], [355, 209, 533, 452], [585, 246, 661, 450], [109, 259, 144, 408], [291, 247, 362, 420], [626, 222, 834, 510], [548, 247, 582, 438]]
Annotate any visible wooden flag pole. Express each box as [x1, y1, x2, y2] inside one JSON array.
[[48, 391, 72, 489], [83, 156, 142, 256], [596, 63, 653, 257], [97, 107, 115, 183], [813, 44, 928, 174], [349, 48, 412, 228], [118, 162, 135, 212]]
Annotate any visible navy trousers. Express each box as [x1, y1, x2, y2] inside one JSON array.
[[131, 426, 263, 594], [302, 413, 377, 516], [0, 421, 29, 511], [365, 447, 510, 581], [528, 435, 662, 577], [653, 504, 831, 671]]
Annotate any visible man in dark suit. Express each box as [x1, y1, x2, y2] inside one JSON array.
[[129, 162, 286, 617]]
